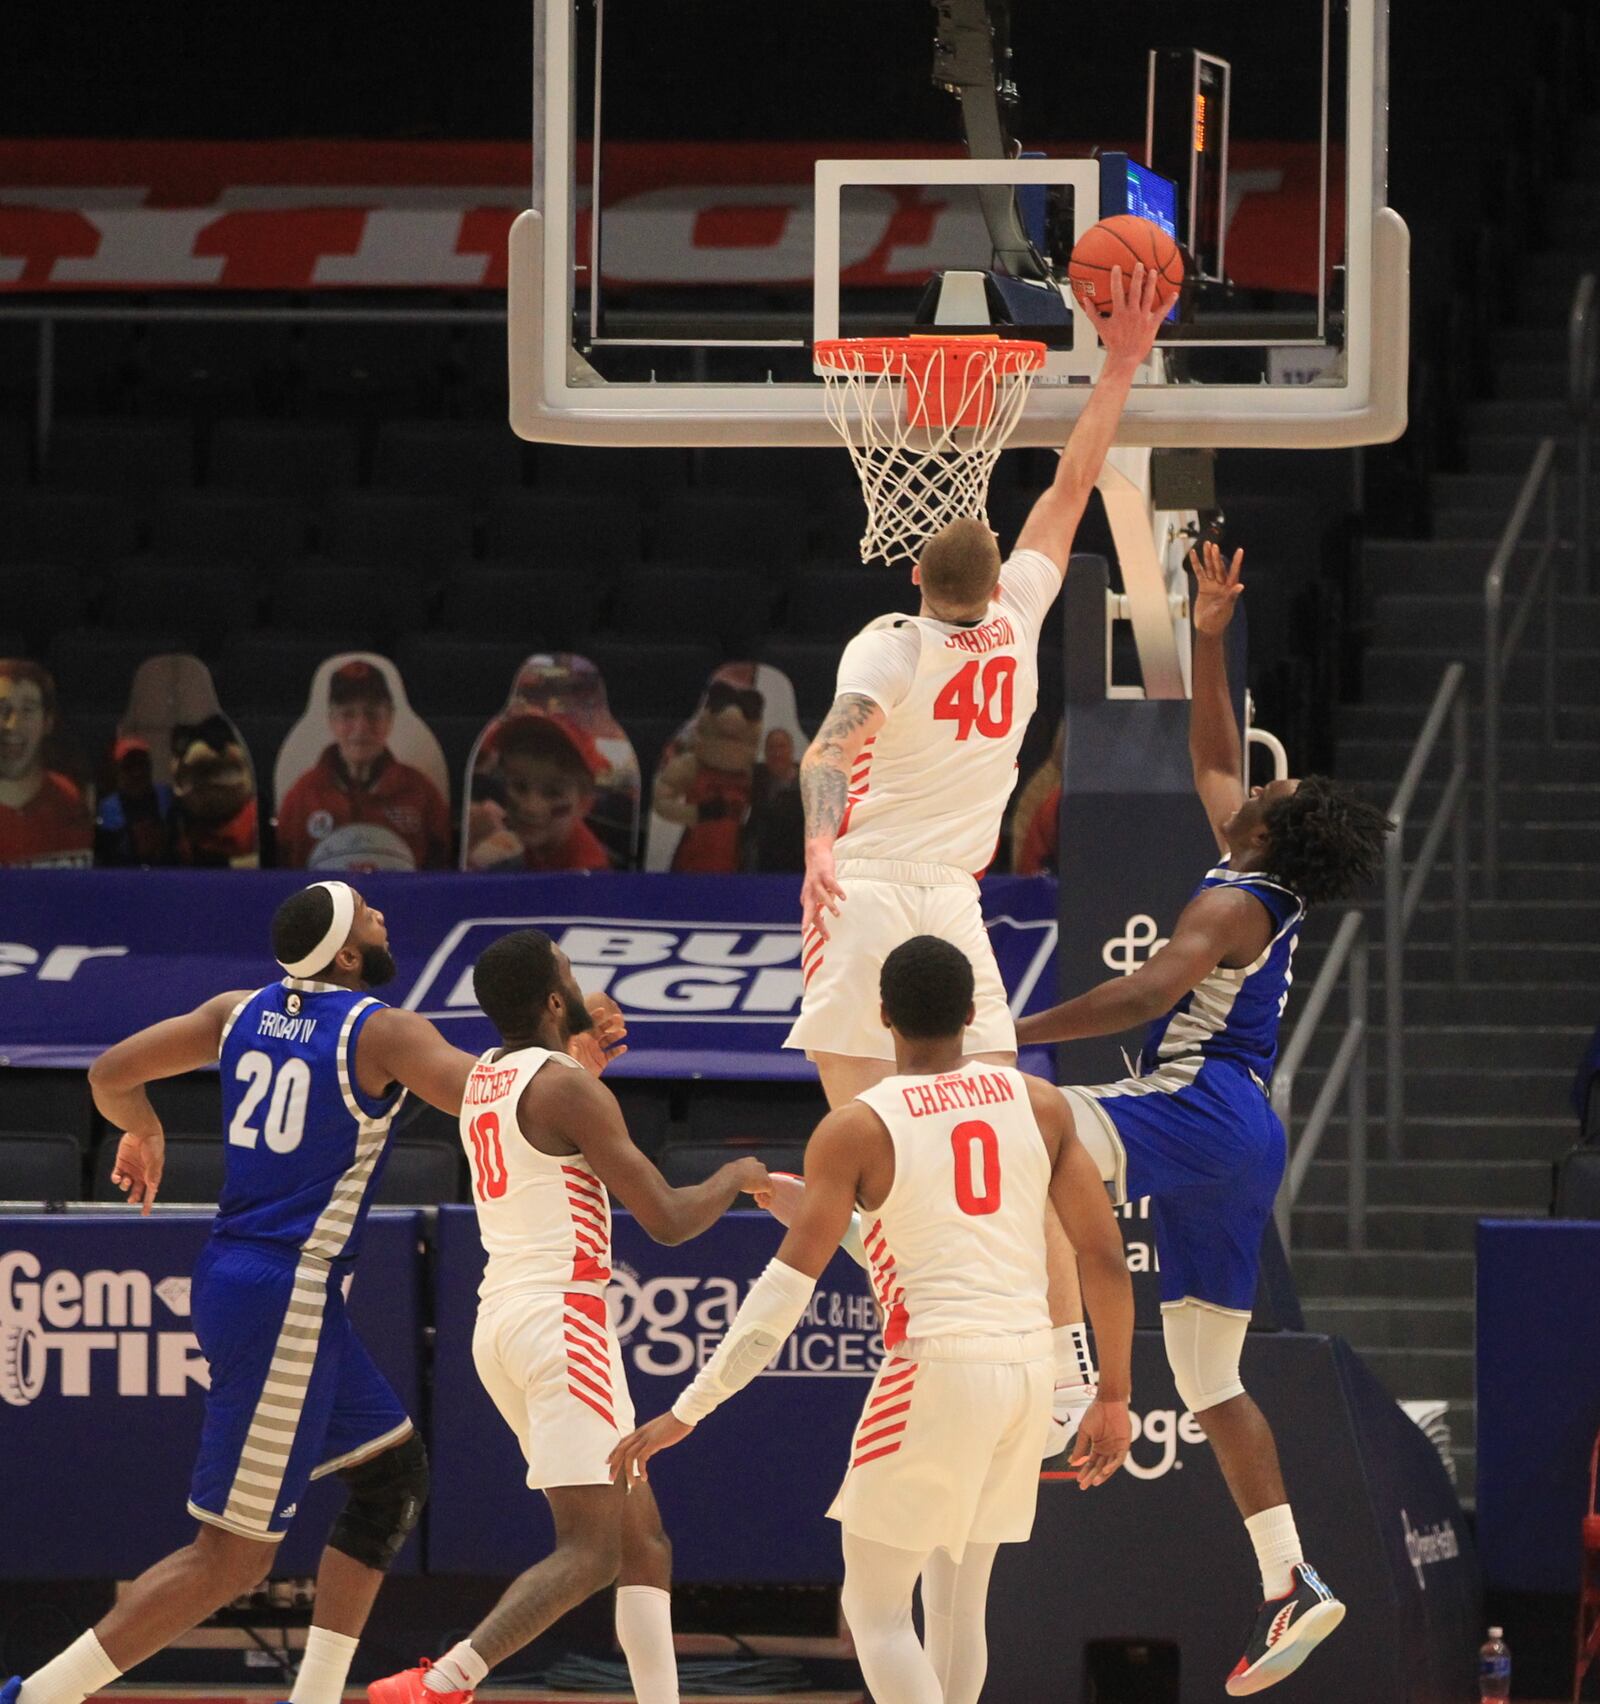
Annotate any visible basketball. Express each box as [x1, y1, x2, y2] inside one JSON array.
[[1068, 215, 1184, 317]]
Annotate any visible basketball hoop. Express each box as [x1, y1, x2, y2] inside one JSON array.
[[814, 335, 1047, 566]]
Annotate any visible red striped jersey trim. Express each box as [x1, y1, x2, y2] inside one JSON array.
[[568, 1362, 614, 1406], [569, 1383, 616, 1426], [851, 1441, 904, 1468]]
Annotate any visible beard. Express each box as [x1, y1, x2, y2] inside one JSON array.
[[360, 943, 398, 988], [562, 984, 595, 1036]]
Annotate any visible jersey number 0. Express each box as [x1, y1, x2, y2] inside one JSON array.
[[951, 1119, 1002, 1215]]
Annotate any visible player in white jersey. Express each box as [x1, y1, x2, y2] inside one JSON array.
[[370, 930, 769, 1704], [612, 936, 1134, 1704]]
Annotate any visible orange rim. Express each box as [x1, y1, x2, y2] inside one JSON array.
[[813, 335, 1048, 377]]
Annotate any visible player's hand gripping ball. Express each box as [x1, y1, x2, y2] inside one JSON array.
[[1068, 215, 1184, 319]]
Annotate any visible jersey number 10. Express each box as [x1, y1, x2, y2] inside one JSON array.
[[466, 1111, 509, 1201], [934, 657, 1016, 742]]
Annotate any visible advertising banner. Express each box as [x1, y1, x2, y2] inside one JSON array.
[[0, 869, 1059, 1080], [988, 1333, 1479, 1704], [428, 1206, 880, 1582], [1476, 1219, 1600, 1593], [0, 1211, 423, 1580], [0, 140, 1339, 296]]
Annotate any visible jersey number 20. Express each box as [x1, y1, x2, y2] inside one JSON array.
[[934, 657, 1016, 742], [951, 1119, 1001, 1216], [228, 1051, 312, 1153]]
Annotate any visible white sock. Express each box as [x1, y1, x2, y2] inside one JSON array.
[[289, 1627, 360, 1704], [1244, 1504, 1304, 1601], [615, 1585, 679, 1704], [423, 1641, 488, 1696], [19, 1631, 122, 1704]]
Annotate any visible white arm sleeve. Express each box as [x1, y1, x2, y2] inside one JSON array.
[[834, 621, 920, 712], [671, 1258, 817, 1426], [996, 548, 1064, 640]]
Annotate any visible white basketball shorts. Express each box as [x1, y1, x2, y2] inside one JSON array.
[[472, 1289, 635, 1490], [785, 859, 1017, 1062], [828, 1332, 1053, 1561]]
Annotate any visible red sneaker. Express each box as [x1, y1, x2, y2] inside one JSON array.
[[368, 1660, 472, 1704]]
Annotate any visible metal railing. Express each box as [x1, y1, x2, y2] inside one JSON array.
[[1483, 438, 1562, 897], [1384, 662, 1470, 1157], [1572, 272, 1596, 595], [1273, 908, 1369, 1254]]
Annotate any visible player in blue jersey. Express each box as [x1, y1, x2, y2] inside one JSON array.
[[1015, 542, 1392, 1695], [4, 881, 488, 1704]]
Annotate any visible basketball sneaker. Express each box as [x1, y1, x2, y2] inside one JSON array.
[[1043, 1381, 1097, 1460], [368, 1660, 472, 1704], [1224, 1563, 1346, 1696], [2, 1675, 21, 1704]]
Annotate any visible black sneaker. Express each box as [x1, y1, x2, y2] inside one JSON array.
[[1224, 1563, 1346, 1696]]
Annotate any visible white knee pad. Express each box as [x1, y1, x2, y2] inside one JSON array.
[[1161, 1299, 1248, 1414]]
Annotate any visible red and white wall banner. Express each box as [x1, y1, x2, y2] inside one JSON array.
[[0, 141, 1341, 295]]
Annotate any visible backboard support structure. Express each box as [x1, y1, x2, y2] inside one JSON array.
[[509, 0, 1409, 451]]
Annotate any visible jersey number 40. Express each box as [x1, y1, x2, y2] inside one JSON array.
[[933, 657, 1016, 742]]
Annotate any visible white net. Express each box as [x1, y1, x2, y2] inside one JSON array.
[[815, 337, 1046, 567]]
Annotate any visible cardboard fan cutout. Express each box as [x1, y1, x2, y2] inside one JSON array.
[[100, 653, 260, 868], [0, 657, 94, 869], [275, 653, 451, 871], [645, 662, 807, 874], [462, 653, 640, 872]]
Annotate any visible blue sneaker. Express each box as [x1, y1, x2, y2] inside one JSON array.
[[3, 1677, 24, 1704], [1224, 1563, 1346, 1695]]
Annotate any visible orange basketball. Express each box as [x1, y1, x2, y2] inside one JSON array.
[[1067, 215, 1184, 318]]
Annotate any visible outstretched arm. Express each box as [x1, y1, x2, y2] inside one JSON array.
[[88, 990, 249, 1212], [799, 691, 886, 941], [1015, 887, 1268, 1047], [1015, 264, 1174, 572], [1189, 541, 1247, 853], [359, 1006, 478, 1115], [607, 1106, 872, 1483], [532, 1064, 768, 1246]]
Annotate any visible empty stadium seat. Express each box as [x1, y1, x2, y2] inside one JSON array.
[[784, 565, 905, 638], [92, 1135, 223, 1204], [373, 420, 528, 495], [0, 492, 143, 568], [0, 419, 32, 484], [610, 565, 772, 652], [208, 419, 359, 499], [49, 629, 187, 712], [145, 1072, 223, 1135], [218, 632, 367, 716], [394, 636, 535, 720], [0, 1071, 94, 1139], [693, 447, 845, 497], [375, 1141, 463, 1205], [757, 639, 841, 723], [269, 560, 430, 646], [301, 321, 457, 417], [657, 1139, 806, 1188], [584, 639, 719, 721], [0, 565, 89, 652], [532, 444, 690, 498], [437, 563, 600, 650], [428, 713, 487, 795], [649, 491, 811, 570], [683, 1083, 825, 1146], [104, 559, 256, 650], [0, 1133, 83, 1201], [149, 491, 313, 570], [483, 490, 643, 568], [321, 491, 475, 571], [608, 1080, 675, 1159], [45, 419, 196, 493]]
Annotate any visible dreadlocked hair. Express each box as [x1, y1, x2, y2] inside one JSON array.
[[1261, 776, 1394, 907]]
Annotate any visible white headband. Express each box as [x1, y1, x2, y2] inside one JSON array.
[[278, 881, 357, 978]]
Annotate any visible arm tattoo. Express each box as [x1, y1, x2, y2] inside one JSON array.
[[801, 693, 877, 840]]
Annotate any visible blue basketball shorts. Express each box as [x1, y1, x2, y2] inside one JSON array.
[[187, 1237, 412, 1542], [1061, 1058, 1286, 1314]]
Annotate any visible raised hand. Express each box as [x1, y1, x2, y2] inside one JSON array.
[[1189, 540, 1245, 637], [1092, 262, 1177, 367]]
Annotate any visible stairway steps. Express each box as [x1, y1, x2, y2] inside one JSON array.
[[1299, 1023, 1588, 1072], [1343, 1344, 1477, 1401], [1467, 398, 1591, 435], [1488, 360, 1575, 400], [1291, 1249, 1474, 1300], [1300, 895, 1600, 945], [1289, 1067, 1572, 1118], [1300, 1299, 1475, 1350], [1293, 981, 1585, 1024], [1466, 434, 1585, 475], [1335, 734, 1598, 782], [1298, 1158, 1553, 1210], [1336, 701, 1600, 748], [1290, 1203, 1539, 1253], [1290, 1117, 1572, 1164], [1359, 647, 1600, 704], [1369, 594, 1600, 649]]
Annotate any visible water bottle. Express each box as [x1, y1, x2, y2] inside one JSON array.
[[1478, 1626, 1511, 1702]]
